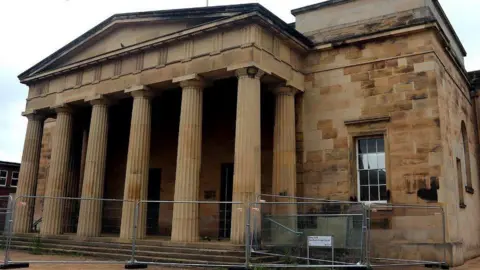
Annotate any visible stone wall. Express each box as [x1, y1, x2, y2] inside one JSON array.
[[433, 37, 480, 262], [301, 30, 442, 203]]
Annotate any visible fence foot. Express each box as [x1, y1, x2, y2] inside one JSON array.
[[124, 262, 148, 269], [425, 263, 449, 269], [0, 263, 30, 269]]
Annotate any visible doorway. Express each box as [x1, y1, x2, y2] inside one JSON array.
[[219, 163, 234, 239], [147, 168, 162, 235]]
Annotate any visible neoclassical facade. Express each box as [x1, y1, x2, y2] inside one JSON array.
[[12, 0, 480, 266]]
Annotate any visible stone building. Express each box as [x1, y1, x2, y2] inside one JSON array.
[[12, 0, 480, 266]]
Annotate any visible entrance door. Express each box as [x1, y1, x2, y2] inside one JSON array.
[[219, 163, 234, 239], [147, 168, 161, 235]]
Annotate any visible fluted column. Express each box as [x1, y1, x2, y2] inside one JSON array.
[[272, 86, 297, 243], [13, 113, 44, 234], [171, 78, 204, 242], [77, 97, 109, 237], [230, 67, 264, 244], [120, 87, 152, 240], [41, 106, 73, 236]]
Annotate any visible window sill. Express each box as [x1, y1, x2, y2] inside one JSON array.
[[460, 203, 467, 209], [465, 186, 474, 194]]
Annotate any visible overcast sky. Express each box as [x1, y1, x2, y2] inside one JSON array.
[[0, 0, 479, 163]]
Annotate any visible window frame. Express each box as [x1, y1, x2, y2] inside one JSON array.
[[0, 170, 8, 187], [10, 171, 19, 187], [356, 136, 388, 204]]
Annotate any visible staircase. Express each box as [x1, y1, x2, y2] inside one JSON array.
[[6, 234, 279, 266]]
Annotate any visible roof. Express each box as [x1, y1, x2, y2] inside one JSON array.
[[291, 0, 466, 56], [291, 0, 355, 15], [18, 3, 313, 80], [0, 161, 20, 168], [469, 70, 480, 89]]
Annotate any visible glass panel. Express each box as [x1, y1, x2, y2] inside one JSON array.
[[377, 154, 385, 169], [358, 139, 367, 154], [0, 179, 5, 186], [0, 171, 6, 177], [370, 186, 379, 201], [380, 185, 388, 200], [379, 170, 386, 184], [367, 139, 376, 153], [369, 170, 379, 185], [358, 155, 367, 169], [12, 172, 18, 178], [360, 186, 369, 201], [360, 171, 369, 185], [377, 138, 385, 152], [368, 154, 377, 169], [11, 180, 17, 187]]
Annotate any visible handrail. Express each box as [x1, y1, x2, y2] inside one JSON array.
[[265, 217, 302, 235]]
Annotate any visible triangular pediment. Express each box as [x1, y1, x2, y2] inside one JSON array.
[[19, 4, 313, 81], [51, 19, 213, 69], [19, 5, 255, 80]]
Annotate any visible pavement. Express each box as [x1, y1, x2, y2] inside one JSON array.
[[1, 250, 480, 269]]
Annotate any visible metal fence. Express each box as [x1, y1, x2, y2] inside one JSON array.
[[0, 195, 450, 269], [247, 200, 368, 268], [366, 203, 448, 268], [2, 196, 138, 268], [130, 200, 248, 268]]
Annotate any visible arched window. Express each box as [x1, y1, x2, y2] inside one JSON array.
[[462, 121, 473, 193]]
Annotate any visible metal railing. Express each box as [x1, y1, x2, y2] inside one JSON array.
[[0, 194, 450, 269]]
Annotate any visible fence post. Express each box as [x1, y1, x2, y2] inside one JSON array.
[[130, 201, 139, 264], [3, 195, 15, 265], [245, 203, 251, 269]]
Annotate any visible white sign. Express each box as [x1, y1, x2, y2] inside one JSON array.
[[308, 236, 333, 247]]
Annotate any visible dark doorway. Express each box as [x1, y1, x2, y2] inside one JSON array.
[[147, 168, 162, 235], [219, 163, 234, 239]]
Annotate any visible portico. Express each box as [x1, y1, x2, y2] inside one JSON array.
[[13, 7, 305, 242]]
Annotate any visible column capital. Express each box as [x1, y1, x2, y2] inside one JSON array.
[[22, 111, 45, 121], [85, 95, 111, 106], [272, 85, 299, 96], [173, 74, 205, 89], [52, 105, 73, 114], [125, 85, 154, 99], [235, 66, 265, 79]]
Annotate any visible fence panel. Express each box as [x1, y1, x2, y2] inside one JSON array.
[[367, 203, 448, 268], [132, 200, 247, 268], [3, 196, 135, 267], [249, 200, 368, 268]]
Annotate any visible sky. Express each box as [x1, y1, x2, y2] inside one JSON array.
[[0, 0, 479, 163]]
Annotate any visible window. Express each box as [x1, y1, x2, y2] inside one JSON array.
[[461, 121, 473, 193], [0, 170, 7, 187], [357, 137, 387, 202], [457, 158, 466, 208], [11, 171, 18, 187]]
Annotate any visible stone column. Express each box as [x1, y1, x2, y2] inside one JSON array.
[[230, 67, 264, 244], [41, 106, 73, 236], [13, 113, 44, 234], [77, 97, 109, 237], [171, 78, 204, 242], [120, 86, 152, 240], [272, 85, 297, 243]]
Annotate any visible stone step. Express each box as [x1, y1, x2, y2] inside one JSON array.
[[11, 245, 244, 265], [6, 235, 280, 265], [9, 237, 244, 256], [9, 241, 257, 263], [12, 234, 244, 250]]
